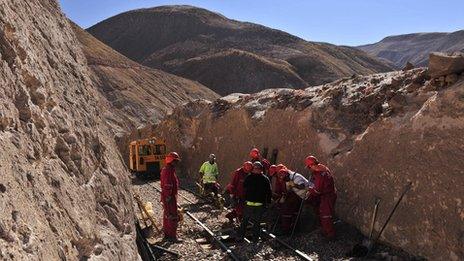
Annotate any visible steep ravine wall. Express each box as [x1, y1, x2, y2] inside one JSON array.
[[0, 0, 137, 260], [136, 69, 464, 260]]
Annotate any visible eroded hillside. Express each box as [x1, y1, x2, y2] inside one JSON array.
[[0, 0, 137, 260], [133, 65, 464, 260], [358, 30, 464, 68], [88, 5, 393, 95], [71, 22, 218, 135]]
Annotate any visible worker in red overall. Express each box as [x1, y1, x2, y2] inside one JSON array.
[[249, 148, 271, 175], [276, 168, 311, 235], [225, 161, 253, 223], [160, 152, 181, 242], [305, 155, 337, 240]]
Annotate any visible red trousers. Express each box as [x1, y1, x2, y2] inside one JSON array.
[[310, 193, 337, 239], [225, 200, 245, 222], [280, 191, 302, 233], [162, 199, 178, 238]]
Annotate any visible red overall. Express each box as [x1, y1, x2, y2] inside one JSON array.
[[272, 176, 300, 233], [225, 168, 248, 221], [160, 164, 179, 238], [307, 164, 337, 239]]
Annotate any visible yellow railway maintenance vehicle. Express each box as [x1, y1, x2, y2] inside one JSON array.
[[129, 137, 167, 178]]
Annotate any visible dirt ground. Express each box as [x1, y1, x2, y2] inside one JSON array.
[[132, 177, 419, 261]]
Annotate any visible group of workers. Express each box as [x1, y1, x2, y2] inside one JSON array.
[[159, 148, 337, 243]]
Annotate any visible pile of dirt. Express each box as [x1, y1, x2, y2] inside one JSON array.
[[136, 62, 464, 259], [0, 1, 138, 260], [71, 22, 219, 136], [88, 5, 393, 95], [358, 30, 464, 68]]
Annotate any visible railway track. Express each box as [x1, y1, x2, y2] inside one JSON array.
[[176, 184, 314, 261], [149, 183, 241, 261]]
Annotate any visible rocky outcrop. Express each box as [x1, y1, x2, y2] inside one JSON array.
[[0, 0, 137, 260], [429, 52, 464, 77], [358, 30, 464, 68], [88, 5, 393, 95], [428, 52, 464, 88], [137, 68, 464, 260]]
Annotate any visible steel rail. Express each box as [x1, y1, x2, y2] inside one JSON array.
[[151, 184, 241, 261], [178, 185, 314, 261]]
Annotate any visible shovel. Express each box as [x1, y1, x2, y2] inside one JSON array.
[[363, 198, 381, 250], [134, 194, 161, 238], [349, 182, 412, 257], [290, 196, 306, 239]]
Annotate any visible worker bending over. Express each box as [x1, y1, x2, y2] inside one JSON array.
[[276, 168, 312, 235], [305, 155, 337, 240], [199, 154, 220, 196], [160, 152, 182, 242], [237, 162, 272, 242], [225, 161, 253, 223]]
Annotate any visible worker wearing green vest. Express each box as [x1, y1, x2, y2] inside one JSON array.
[[199, 154, 220, 196]]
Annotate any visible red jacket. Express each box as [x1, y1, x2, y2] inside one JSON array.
[[229, 168, 248, 199], [160, 164, 178, 202], [308, 164, 336, 198], [273, 178, 287, 198]]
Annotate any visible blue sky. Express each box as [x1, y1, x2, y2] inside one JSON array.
[[60, 0, 464, 46]]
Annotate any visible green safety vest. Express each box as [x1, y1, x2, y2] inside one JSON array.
[[199, 161, 219, 183], [246, 201, 263, 207]]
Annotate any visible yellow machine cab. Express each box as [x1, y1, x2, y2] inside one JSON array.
[[129, 137, 167, 178]]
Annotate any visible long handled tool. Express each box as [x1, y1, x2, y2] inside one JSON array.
[[135, 197, 156, 238], [270, 196, 283, 233], [290, 197, 306, 239], [151, 245, 180, 257], [369, 198, 381, 240], [349, 182, 412, 257], [375, 182, 412, 241], [134, 194, 161, 235], [363, 198, 381, 250]]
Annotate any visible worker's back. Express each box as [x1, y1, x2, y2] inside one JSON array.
[[243, 174, 271, 205]]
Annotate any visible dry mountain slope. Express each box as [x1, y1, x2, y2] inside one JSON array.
[[71, 22, 218, 135], [88, 5, 393, 95], [0, 0, 138, 259], [358, 30, 464, 68]]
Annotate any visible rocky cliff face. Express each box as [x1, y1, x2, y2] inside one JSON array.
[[0, 0, 137, 260], [358, 30, 464, 68], [88, 5, 393, 95], [137, 66, 464, 260]]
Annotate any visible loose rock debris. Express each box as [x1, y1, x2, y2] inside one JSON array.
[[133, 178, 416, 260]]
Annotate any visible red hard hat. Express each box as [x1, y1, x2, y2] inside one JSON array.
[[249, 148, 260, 159], [165, 152, 181, 164], [305, 155, 318, 168], [276, 164, 287, 171], [269, 165, 278, 176], [243, 161, 253, 173], [277, 169, 289, 180]]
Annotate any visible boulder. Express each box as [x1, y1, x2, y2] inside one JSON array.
[[428, 52, 464, 78], [402, 61, 415, 71]]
